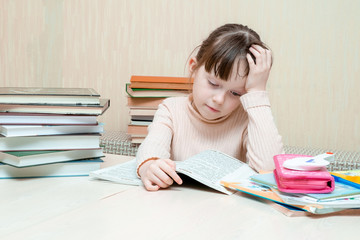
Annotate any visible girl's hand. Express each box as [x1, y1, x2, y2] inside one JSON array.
[[245, 45, 272, 93], [138, 159, 183, 191]]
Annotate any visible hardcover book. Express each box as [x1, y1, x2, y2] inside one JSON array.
[[127, 125, 148, 135], [127, 97, 165, 109], [126, 83, 189, 98], [0, 134, 101, 151], [0, 113, 98, 125], [129, 82, 193, 90], [130, 115, 154, 121], [0, 87, 100, 105], [0, 148, 104, 167], [130, 76, 193, 84], [0, 87, 100, 96], [130, 120, 152, 126], [0, 158, 103, 178], [0, 99, 110, 115], [0, 123, 103, 137]]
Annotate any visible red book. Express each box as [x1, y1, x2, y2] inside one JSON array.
[[130, 76, 193, 84]]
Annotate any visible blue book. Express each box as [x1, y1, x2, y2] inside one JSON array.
[[250, 172, 360, 201]]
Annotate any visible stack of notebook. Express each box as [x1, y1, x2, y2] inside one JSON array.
[[0, 87, 110, 178], [221, 156, 360, 215], [125, 76, 192, 143]]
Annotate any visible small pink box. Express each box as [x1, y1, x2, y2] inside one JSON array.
[[273, 154, 335, 193]]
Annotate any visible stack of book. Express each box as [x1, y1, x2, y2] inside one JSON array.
[[125, 76, 192, 143], [0, 87, 110, 178], [221, 171, 360, 215]]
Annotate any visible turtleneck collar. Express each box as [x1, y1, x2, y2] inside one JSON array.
[[187, 94, 235, 124]]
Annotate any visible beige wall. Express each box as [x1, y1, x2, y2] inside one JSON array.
[[1, 0, 359, 151]]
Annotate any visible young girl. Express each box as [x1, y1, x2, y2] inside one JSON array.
[[136, 23, 284, 191]]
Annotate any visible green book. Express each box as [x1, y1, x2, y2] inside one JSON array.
[[0, 149, 104, 167], [125, 83, 188, 98]]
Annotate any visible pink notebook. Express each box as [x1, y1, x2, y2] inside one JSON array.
[[273, 154, 335, 193]]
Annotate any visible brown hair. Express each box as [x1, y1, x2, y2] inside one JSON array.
[[191, 24, 270, 80]]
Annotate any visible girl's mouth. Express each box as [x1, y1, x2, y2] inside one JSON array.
[[206, 105, 220, 112]]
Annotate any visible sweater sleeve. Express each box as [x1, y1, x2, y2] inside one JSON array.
[[240, 91, 284, 171], [135, 100, 174, 176]]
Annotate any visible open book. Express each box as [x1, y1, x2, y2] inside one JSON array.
[[90, 150, 256, 195]]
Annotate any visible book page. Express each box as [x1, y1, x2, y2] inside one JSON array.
[[176, 150, 256, 195], [90, 150, 256, 195], [90, 159, 143, 186]]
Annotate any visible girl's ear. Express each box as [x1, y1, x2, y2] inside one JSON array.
[[188, 57, 197, 73]]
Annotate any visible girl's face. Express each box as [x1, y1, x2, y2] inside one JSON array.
[[190, 59, 247, 120]]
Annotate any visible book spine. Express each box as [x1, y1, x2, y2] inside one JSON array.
[[130, 76, 193, 84]]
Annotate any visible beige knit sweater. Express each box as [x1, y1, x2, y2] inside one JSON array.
[[136, 91, 284, 174]]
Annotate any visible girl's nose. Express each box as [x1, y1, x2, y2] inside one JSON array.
[[212, 91, 226, 105]]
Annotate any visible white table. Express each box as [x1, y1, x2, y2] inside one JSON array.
[[1, 154, 359, 240]]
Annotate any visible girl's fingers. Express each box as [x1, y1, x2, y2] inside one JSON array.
[[249, 46, 265, 66], [149, 163, 173, 186], [164, 159, 183, 185], [246, 53, 255, 66], [164, 158, 176, 169], [245, 45, 271, 93], [154, 167, 174, 186], [143, 179, 160, 191], [249, 46, 261, 58], [165, 169, 182, 185], [151, 160, 182, 186], [251, 44, 266, 54], [141, 159, 183, 191], [150, 173, 171, 188]]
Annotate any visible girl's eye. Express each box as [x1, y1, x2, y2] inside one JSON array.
[[208, 80, 218, 87], [208, 80, 216, 86], [230, 91, 241, 97]]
